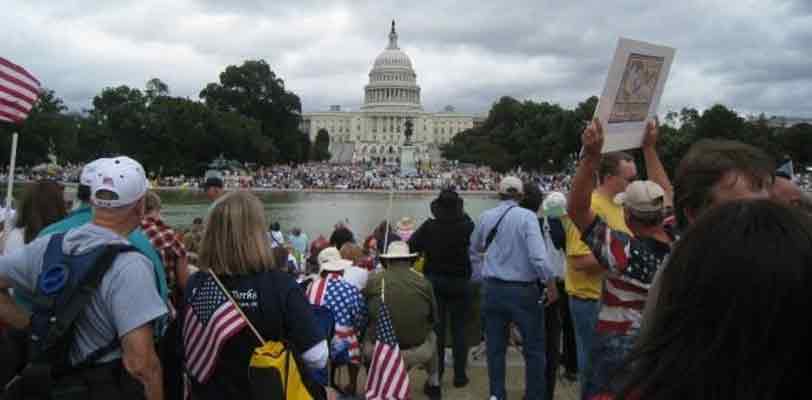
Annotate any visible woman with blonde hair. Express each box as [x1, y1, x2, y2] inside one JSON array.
[[181, 191, 328, 400]]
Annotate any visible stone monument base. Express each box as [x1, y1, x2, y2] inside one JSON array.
[[400, 145, 417, 177]]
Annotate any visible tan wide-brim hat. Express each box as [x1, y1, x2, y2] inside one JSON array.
[[318, 246, 352, 272], [379, 241, 419, 259]]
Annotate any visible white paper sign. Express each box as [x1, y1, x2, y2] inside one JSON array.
[[594, 38, 676, 153]]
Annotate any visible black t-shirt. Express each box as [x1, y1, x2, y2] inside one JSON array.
[[185, 270, 323, 400]]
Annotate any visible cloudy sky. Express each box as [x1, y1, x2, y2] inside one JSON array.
[[2, 0, 810, 117]]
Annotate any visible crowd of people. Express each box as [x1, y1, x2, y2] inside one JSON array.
[[3, 162, 573, 193], [0, 118, 811, 400]]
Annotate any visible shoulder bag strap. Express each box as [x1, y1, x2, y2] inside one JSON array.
[[207, 270, 266, 346], [484, 205, 515, 251]]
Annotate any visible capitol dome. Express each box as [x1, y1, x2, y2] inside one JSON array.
[[362, 21, 422, 111], [373, 49, 413, 69]]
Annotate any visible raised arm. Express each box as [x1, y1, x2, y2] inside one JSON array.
[[567, 119, 604, 232], [641, 119, 674, 207]]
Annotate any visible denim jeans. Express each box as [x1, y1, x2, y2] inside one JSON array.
[[426, 274, 471, 383], [583, 331, 636, 399], [482, 280, 546, 400], [569, 296, 600, 395]]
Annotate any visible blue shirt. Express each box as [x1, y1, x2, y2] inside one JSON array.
[[469, 200, 552, 283], [37, 204, 169, 304], [288, 233, 309, 257]]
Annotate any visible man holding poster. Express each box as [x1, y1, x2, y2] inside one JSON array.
[[594, 38, 675, 153]]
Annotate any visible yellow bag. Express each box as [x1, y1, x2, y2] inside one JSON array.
[[413, 255, 425, 273], [249, 341, 315, 400], [207, 271, 324, 400]]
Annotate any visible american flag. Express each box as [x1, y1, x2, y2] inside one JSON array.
[[365, 302, 410, 400], [0, 57, 41, 124], [182, 274, 247, 383], [307, 276, 365, 363]]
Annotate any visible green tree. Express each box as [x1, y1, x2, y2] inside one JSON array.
[[442, 96, 593, 172], [145, 78, 170, 104], [200, 60, 306, 163], [0, 89, 78, 165], [311, 129, 331, 161]]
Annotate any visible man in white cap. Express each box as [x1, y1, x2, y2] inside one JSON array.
[[0, 156, 167, 400], [38, 158, 169, 308], [568, 119, 674, 399], [363, 241, 441, 400], [469, 176, 555, 400]]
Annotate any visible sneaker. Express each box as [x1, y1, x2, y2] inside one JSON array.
[[423, 382, 442, 400]]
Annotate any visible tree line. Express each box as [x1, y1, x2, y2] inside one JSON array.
[[2, 59, 810, 177], [442, 96, 812, 174], [0, 60, 329, 176]]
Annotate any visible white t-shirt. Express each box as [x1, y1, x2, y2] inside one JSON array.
[[342, 265, 369, 290]]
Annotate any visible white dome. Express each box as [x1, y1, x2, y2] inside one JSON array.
[[362, 21, 422, 111], [374, 49, 413, 69]]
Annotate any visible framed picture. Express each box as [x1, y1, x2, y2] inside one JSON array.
[[594, 38, 676, 153]]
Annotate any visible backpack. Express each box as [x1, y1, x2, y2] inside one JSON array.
[[4, 233, 137, 400], [184, 271, 326, 400]]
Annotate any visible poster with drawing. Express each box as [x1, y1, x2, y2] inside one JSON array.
[[594, 38, 675, 152]]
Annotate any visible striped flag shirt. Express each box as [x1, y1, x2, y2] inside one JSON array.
[[182, 274, 247, 383], [0, 57, 41, 124], [307, 275, 366, 364], [365, 302, 409, 400], [582, 215, 672, 334]]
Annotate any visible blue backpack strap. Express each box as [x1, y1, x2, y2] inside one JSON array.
[[28, 240, 138, 371]]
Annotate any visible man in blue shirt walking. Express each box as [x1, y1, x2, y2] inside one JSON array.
[[470, 176, 557, 400]]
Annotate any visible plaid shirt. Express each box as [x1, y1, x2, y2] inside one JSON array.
[[141, 216, 187, 300]]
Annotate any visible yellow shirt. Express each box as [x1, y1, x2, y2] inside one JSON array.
[[564, 192, 631, 300]]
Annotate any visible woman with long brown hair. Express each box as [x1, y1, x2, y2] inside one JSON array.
[[181, 191, 327, 400], [3, 180, 67, 254]]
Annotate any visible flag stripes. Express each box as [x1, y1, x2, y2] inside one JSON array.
[[0, 57, 41, 124]]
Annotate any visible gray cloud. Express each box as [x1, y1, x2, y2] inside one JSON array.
[[2, 0, 810, 117]]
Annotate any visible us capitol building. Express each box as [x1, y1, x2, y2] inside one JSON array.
[[300, 21, 481, 164]]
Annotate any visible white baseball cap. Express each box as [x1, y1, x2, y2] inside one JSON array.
[[91, 156, 148, 208], [499, 176, 524, 195], [80, 158, 109, 188]]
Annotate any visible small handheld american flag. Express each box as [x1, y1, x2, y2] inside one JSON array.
[[365, 278, 410, 400], [0, 57, 41, 124], [182, 273, 247, 383]]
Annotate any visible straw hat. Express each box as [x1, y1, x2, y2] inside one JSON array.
[[379, 241, 419, 259], [317, 247, 352, 272]]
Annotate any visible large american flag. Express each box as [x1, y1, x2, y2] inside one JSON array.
[[307, 276, 365, 363], [365, 302, 410, 400], [0, 57, 41, 124], [182, 274, 247, 383]]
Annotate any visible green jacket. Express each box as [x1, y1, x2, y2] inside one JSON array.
[[364, 265, 437, 349]]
